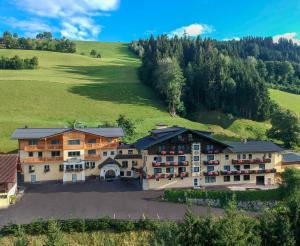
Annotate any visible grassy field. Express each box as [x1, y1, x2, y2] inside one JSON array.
[[270, 88, 300, 116], [0, 41, 270, 152], [0, 231, 151, 246]]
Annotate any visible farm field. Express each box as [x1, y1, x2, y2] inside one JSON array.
[[0, 42, 270, 152]]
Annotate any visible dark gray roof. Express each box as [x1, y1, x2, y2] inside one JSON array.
[[11, 127, 124, 139], [282, 152, 300, 163], [134, 127, 228, 150], [226, 141, 283, 153]]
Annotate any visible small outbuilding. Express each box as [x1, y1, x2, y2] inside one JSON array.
[[0, 154, 18, 208]]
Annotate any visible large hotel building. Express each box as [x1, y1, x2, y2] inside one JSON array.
[[12, 126, 283, 190]]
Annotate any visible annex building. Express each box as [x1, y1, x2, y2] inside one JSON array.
[[11, 126, 283, 190]]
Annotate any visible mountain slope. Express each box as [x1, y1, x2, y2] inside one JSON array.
[[0, 41, 269, 152]]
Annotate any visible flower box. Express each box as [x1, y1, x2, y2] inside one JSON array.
[[165, 162, 170, 167], [173, 162, 179, 167], [161, 151, 167, 155], [169, 151, 175, 155], [178, 150, 184, 155]]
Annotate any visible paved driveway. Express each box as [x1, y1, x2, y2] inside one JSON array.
[[0, 180, 224, 227]]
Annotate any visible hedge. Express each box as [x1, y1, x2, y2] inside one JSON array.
[[0, 217, 160, 237], [164, 188, 284, 207]]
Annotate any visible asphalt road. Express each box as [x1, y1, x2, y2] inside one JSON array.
[[0, 179, 224, 227]]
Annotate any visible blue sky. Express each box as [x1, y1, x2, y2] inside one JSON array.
[[0, 0, 300, 43]]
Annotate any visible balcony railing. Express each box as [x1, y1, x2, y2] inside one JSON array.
[[220, 168, 276, 175], [146, 172, 189, 179], [84, 155, 101, 160], [24, 144, 63, 151], [157, 150, 187, 155], [65, 168, 83, 172], [84, 143, 102, 149], [202, 150, 220, 154], [22, 156, 63, 163], [232, 158, 271, 165], [47, 144, 63, 150], [203, 160, 220, 165], [203, 171, 220, 176], [152, 161, 189, 167]]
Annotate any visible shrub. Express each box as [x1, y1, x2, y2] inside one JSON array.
[[14, 225, 28, 246], [45, 219, 66, 246]]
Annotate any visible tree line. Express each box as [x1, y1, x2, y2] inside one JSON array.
[[0, 31, 76, 53], [0, 55, 38, 69], [129, 35, 300, 119]]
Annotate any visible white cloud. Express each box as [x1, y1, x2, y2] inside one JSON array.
[[169, 23, 213, 37], [10, 0, 120, 40], [273, 32, 300, 45]]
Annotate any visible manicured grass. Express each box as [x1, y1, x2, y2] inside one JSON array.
[[0, 231, 152, 246], [270, 88, 300, 116], [0, 42, 272, 152]]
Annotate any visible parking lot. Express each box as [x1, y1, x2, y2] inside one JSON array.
[[0, 179, 224, 227]]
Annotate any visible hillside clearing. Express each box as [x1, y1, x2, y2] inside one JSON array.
[[0, 42, 270, 152], [270, 89, 300, 116]]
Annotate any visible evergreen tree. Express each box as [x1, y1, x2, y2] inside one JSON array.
[[45, 219, 66, 246]]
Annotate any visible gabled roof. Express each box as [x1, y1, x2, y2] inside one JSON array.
[[225, 141, 283, 153], [282, 152, 300, 163], [134, 127, 228, 150], [98, 157, 121, 169], [0, 154, 18, 183], [11, 127, 124, 139]]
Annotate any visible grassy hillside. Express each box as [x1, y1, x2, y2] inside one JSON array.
[[0, 41, 269, 152], [270, 89, 300, 116]]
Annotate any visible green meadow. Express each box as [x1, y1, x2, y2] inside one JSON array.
[[0, 41, 283, 152]]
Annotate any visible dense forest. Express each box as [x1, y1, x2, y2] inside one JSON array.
[[129, 35, 300, 120], [0, 31, 76, 53], [0, 55, 38, 69]]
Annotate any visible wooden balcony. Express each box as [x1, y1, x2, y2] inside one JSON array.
[[47, 144, 63, 150], [84, 155, 101, 161], [24, 145, 45, 151], [22, 156, 63, 163], [232, 158, 271, 165], [84, 143, 102, 149]]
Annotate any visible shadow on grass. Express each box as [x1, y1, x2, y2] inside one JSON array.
[[194, 110, 236, 129]]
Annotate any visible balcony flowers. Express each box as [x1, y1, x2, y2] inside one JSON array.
[[173, 162, 179, 167], [182, 161, 188, 166], [178, 150, 184, 155], [161, 151, 167, 155], [169, 150, 175, 155], [152, 162, 161, 167], [165, 162, 170, 167], [180, 172, 187, 177]]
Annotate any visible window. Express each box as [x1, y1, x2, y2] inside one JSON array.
[[237, 154, 241, 160], [85, 162, 90, 169], [107, 137, 113, 143], [188, 134, 193, 141], [51, 139, 60, 145], [205, 177, 216, 183], [268, 153, 272, 159], [118, 150, 123, 154], [224, 165, 231, 171], [66, 165, 73, 171], [68, 151, 80, 157], [193, 156, 200, 161], [193, 144, 200, 150], [154, 156, 162, 162], [103, 152, 107, 156], [59, 164, 64, 172], [68, 139, 80, 145], [166, 167, 174, 173], [177, 135, 184, 141], [178, 145, 185, 151], [206, 145, 214, 151], [193, 178, 199, 186], [243, 175, 250, 181], [132, 161, 138, 166], [259, 164, 265, 170], [88, 149, 96, 155], [90, 162, 95, 169], [166, 156, 174, 162], [127, 171, 132, 177], [207, 155, 214, 161], [75, 164, 82, 169], [179, 167, 186, 173], [87, 139, 96, 143], [51, 151, 60, 157], [207, 166, 214, 172], [234, 175, 240, 181], [120, 171, 124, 176], [248, 154, 252, 159], [128, 149, 133, 155], [28, 152, 33, 157], [242, 154, 246, 159], [193, 167, 200, 172], [244, 165, 250, 170], [38, 152, 43, 157], [154, 168, 162, 174], [178, 156, 186, 162], [29, 165, 35, 173], [44, 165, 50, 172], [224, 176, 230, 182], [122, 161, 128, 168], [28, 139, 38, 145], [110, 151, 115, 155], [225, 154, 229, 160], [234, 165, 240, 171]]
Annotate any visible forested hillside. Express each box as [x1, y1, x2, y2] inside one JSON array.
[[130, 35, 300, 120]]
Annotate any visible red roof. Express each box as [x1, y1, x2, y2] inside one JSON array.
[[0, 154, 18, 183]]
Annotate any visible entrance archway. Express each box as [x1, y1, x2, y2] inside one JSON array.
[[105, 169, 116, 179]]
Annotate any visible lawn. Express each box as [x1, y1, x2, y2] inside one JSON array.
[[0, 41, 271, 152], [270, 88, 300, 116]]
